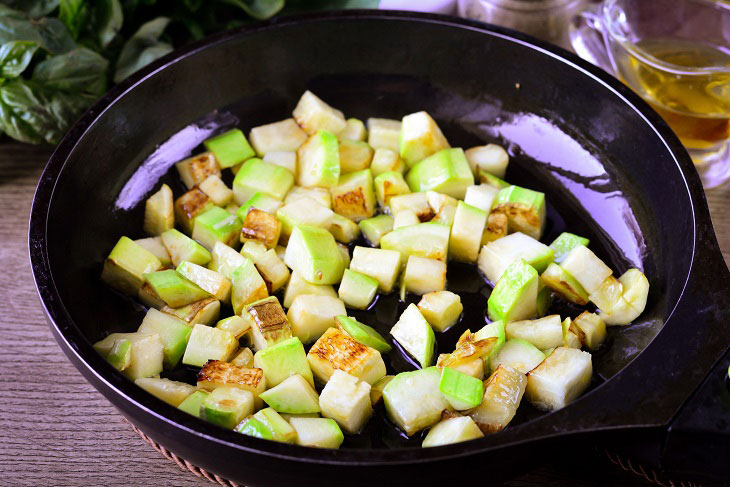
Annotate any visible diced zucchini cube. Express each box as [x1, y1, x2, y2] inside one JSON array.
[[197, 360, 266, 407], [380, 222, 450, 263], [144, 269, 211, 308], [439, 367, 484, 410], [319, 369, 373, 434], [230, 347, 254, 367], [474, 320, 506, 363], [138, 308, 192, 369], [406, 148, 474, 199], [199, 175, 234, 206], [493, 185, 546, 240], [253, 408, 298, 443], [338, 117, 367, 142], [202, 387, 255, 429], [182, 325, 238, 367], [293, 91, 347, 135], [284, 186, 332, 209], [570, 312, 606, 350], [370, 375, 394, 405], [178, 390, 209, 417], [135, 237, 171, 266], [335, 315, 391, 353], [358, 214, 393, 247], [253, 336, 313, 388], [487, 259, 539, 323], [102, 337, 132, 371], [329, 213, 360, 244], [238, 192, 284, 217], [429, 196, 458, 227], [93, 332, 164, 380], [367, 118, 401, 151], [465, 144, 509, 178], [296, 130, 341, 188], [596, 269, 649, 326], [403, 256, 446, 296], [370, 148, 405, 176], [161, 228, 212, 268], [338, 139, 373, 173], [162, 298, 220, 326], [253, 249, 290, 293], [536, 284, 554, 317], [349, 246, 401, 293], [560, 245, 613, 294], [231, 257, 268, 315], [101, 236, 162, 295], [540, 262, 589, 305], [526, 347, 592, 410], [307, 327, 386, 385], [468, 365, 527, 433], [204, 129, 255, 168], [399, 111, 450, 167], [177, 261, 231, 301], [263, 151, 297, 175], [389, 193, 434, 222], [331, 170, 378, 225], [235, 416, 274, 439], [284, 225, 345, 285], [589, 275, 623, 312], [464, 184, 499, 212], [393, 209, 420, 229], [240, 240, 267, 264], [233, 158, 294, 205], [135, 377, 196, 407], [290, 417, 344, 449], [505, 315, 563, 351], [174, 188, 215, 234], [479, 170, 511, 189], [489, 338, 545, 374], [244, 296, 292, 351], [549, 232, 590, 263], [374, 171, 411, 210], [144, 184, 174, 236], [477, 232, 554, 284], [216, 315, 251, 339], [383, 367, 449, 436], [338, 269, 379, 310], [417, 291, 463, 332], [176, 152, 222, 189], [391, 303, 436, 368], [563, 317, 582, 349], [283, 271, 337, 308], [437, 355, 484, 380], [277, 197, 335, 243], [240, 208, 281, 249], [450, 201, 488, 263], [422, 416, 483, 447], [482, 211, 508, 244], [249, 118, 308, 156], [259, 374, 320, 414], [208, 241, 245, 280]]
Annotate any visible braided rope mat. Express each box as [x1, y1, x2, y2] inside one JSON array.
[[126, 420, 702, 487]]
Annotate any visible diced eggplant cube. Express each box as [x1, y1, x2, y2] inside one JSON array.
[[135, 377, 196, 407], [290, 417, 344, 449], [330, 169, 377, 222], [307, 327, 386, 385], [101, 236, 162, 295], [367, 118, 401, 151], [374, 171, 411, 210], [202, 387, 255, 429], [382, 367, 449, 436], [422, 416, 484, 447], [183, 325, 238, 367], [259, 374, 320, 414], [284, 225, 345, 285], [493, 185, 546, 240], [505, 315, 564, 351], [319, 369, 373, 434], [380, 222, 450, 263], [358, 214, 394, 247], [526, 347, 592, 410], [94, 332, 164, 380], [487, 259, 539, 323], [349, 246, 401, 293], [144, 184, 174, 236], [296, 130, 341, 188], [253, 336, 313, 388], [478, 232, 554, 285], [240, 208, 281, 249], [231, 257, 268, 315], [417, 291, 463, 332], [450, 201, 488, 263], [293, 91, 347, 135], [138, 308, 192, 369], [144, 269, 211, 308], [339, 139, 373, 173], [468, 365, 527, 433], [204, 129, 255, 168], [176, 152, 222, 189], [465, 144, 509, 178], [244, 296, 292, 351], [391, 303, 436, 368], [370, 148, 405, 176], [338, 269, 379, 310], [174, 188, 215, 234], [283, 271, 337, 308], [406, 148, 474, 199], [233, 158, 294, 205], [177, 260, 231, 301], [249, 118, 308, 155]]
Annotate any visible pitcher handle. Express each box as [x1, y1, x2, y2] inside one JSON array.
[[570, 4, 616, 74]]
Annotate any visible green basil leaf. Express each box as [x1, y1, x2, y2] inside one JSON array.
[[0, 40, 38, 78], [1, 0, 60, 17], [283, 0, 379, 11], [0, 5, 75, 54], [32, 47, 108, 95], [59, 0, 89, 40], [218, 0, 285, 20], [113, 16, 172, 83], [87, 0, 123, 48]]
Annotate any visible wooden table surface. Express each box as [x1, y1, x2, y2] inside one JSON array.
[[1, 142, 727, 487]]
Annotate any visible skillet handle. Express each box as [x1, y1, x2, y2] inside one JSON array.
[[661, 345, 730, 483]]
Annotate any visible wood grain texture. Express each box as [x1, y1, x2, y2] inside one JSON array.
[[1, 142, 727, 487]]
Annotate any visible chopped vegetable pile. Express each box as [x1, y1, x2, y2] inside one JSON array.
[[95, 90, 650, 449]]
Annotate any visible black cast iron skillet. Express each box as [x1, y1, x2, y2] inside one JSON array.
[[29, 10, 730, 486]]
